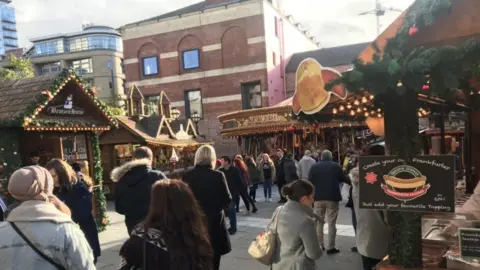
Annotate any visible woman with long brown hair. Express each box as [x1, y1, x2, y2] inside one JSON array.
[[119, 179, 213, 269], [45, 158, 101, 264]]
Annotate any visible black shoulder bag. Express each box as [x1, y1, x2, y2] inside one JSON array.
[[10, 222, 66, 270]]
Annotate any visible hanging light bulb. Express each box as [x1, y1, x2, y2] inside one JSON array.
[[333, 108, 338, 114], [356, 107, 362, 113], [354, 100, 360, 106], [397, 81, 403, 87], [363, 107, 368, 111], [364, 112, 370, 117], [369, 95, 374, 100], [370, 110, 375, 115], [418, 112, 423, 117], [377, 108, 381, 112], [362, 96, 368, 103], [346, 103, 352, 109], [377, 113, 382, 118], [339, 105, 345, 111], [350, 110, 355, 116]]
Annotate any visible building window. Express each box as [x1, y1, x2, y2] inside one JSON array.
[[182, 49, 200, 70], [273, 52, 277, 65], [241, 82, 262, 109], [142, 56, 159, 76], [40, 62, 61, 75], [184, 89, 203, 118], [72, 58, 93, 75]]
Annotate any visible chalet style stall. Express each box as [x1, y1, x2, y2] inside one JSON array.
[[0, 69, 117, 231], [100, 88, 211, 198]]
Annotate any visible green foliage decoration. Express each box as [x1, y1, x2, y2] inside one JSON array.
[[91, 133, 109, 231], [0, 54, 34, 81], [0, 129, 21, 203]]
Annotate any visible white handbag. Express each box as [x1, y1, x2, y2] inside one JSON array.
[[248, 207, 282, 265]]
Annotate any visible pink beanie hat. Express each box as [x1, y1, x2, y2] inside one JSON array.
[[8, 166, 54, 202]]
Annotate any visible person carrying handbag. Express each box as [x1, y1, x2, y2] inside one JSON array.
[[249, 180, 322, 269]]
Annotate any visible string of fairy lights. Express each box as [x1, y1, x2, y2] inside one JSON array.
[[331, 93, 431, 119]]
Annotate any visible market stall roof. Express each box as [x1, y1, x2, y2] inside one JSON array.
[[0, 69, 117, 131], [286, 42, 370, 72], [116, 115, 211, 148]]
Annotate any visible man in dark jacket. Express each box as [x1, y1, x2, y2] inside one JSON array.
[[275, 149, 287, 203], [308, 150, 346, 254], [219, 156, 244, 235], [112, 146, 166, 235]]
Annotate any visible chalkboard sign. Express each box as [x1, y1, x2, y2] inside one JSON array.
[[459, 228, 480, 259], [359, 155, 455, 212]]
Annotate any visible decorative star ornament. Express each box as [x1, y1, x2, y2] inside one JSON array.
[[365, 172, 378, 184]]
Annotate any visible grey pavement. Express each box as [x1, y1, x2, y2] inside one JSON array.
[[96, 187, 362, 270]]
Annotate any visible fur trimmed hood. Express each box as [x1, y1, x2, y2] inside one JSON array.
[[111, 158, 151, 182]]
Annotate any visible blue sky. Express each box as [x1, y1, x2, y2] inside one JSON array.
[[13, 0, 414, 48]]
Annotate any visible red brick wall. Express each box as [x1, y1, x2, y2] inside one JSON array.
[[138, 69, 268, 156], [123, 13, 268, 156]]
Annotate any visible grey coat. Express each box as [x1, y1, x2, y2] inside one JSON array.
[[350, 167, 389, 260], [297, 155, 316, 180], [272, 200, 322, 270]]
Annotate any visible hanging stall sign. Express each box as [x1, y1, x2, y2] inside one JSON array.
[[237, 112, 289, 127], [459, 228, 480, 259], [359, 155, 455, 212], [292, 58, 347, 115], [47, 94, 85, 116]]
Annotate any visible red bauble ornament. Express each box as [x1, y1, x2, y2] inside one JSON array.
[[409, 25, 419, 36], [287, 126, 296, 131], [422, 84, 430, 91]]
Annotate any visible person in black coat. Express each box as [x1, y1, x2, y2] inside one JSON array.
[[219, 155, 245, 235], [45, 158, 101, 263], [183, 145, 232, 270], [308, 150, 346, 254], [111, 146, 166, 235], [275, 149, 288, 203]]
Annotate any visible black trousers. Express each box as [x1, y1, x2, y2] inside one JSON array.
[[249, 184, 258, 200], [361, 255, 382, 270], [213, 253, 221, 270], [277, 181, 286, 201], [235, 187, 256, 211]]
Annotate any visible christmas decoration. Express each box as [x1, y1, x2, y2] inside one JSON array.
[[408, 24, 419, 36], [0, 129, 22, 204], [91, 133, 109, 231]]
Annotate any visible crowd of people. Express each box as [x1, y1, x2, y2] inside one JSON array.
[[0, 143, 390, 270]]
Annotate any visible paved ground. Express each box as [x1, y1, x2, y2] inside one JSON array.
[[96, 187, 362, 270]]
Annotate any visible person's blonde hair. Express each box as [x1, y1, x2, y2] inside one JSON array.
[[194, 145, 217, 168]]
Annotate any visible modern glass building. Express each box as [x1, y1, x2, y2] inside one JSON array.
[[0, 0, 18, 55], [27, 24, 125, 104], [30, 25, 123, 57]]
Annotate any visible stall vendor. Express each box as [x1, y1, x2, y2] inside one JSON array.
[[442, 181, 480, 235]]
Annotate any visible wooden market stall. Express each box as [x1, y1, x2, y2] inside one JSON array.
[[218, 96, 369, 161], [100, 89, 211, 198], [0, 69, 117, 230]]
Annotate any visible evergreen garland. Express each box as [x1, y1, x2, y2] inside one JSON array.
[[0, 129, 22, 203], [91, 133, 109, 231]]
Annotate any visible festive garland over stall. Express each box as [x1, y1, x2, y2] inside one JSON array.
[[91, 133, 109, 231]]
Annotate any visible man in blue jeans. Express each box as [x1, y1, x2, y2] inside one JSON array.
[[219, 156, 244, 235]]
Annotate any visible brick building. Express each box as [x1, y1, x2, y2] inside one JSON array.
[[119, 0, 318, 155]]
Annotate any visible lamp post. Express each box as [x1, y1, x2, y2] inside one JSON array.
[[191, 111, 201, 135]]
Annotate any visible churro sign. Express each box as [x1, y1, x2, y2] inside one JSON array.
[[359, 155, 455, 213]]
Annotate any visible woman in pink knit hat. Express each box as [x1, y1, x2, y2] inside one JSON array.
[[0, 166, 95, 270]]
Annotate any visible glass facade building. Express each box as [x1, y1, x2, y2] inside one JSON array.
[[0, 2, 18, 55], [31, 25, 123, 57]]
